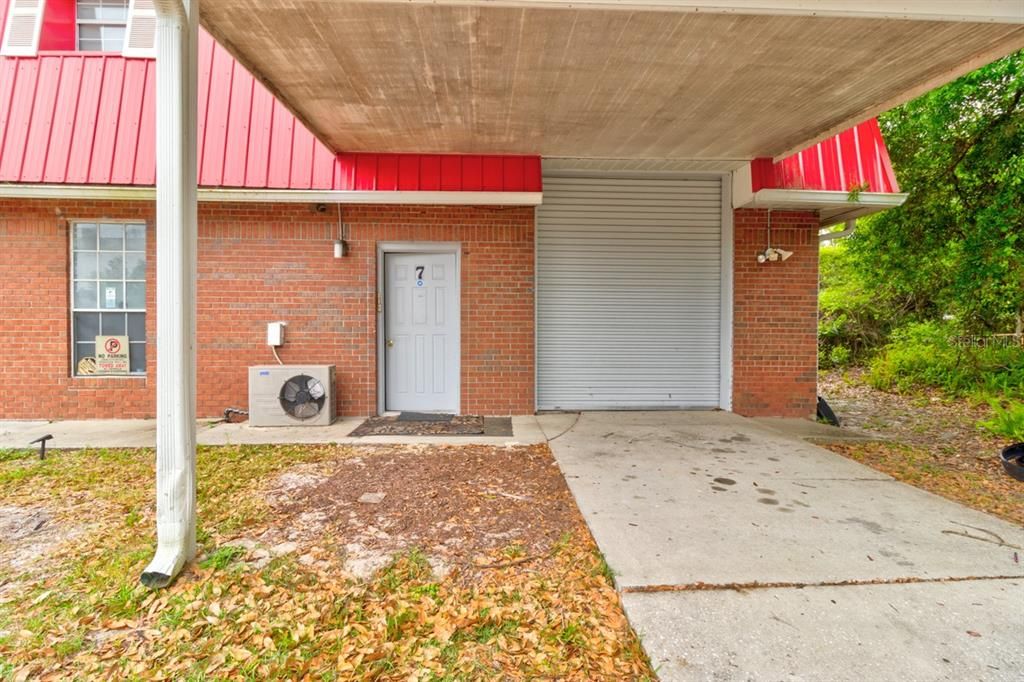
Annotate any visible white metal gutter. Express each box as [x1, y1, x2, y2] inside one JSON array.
[[141, 0, 198, 590]]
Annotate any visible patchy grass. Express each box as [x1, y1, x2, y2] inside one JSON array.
[[0, 444, 654, 680], [0, 449, 34, 464], [823, 441, 1024, 525]]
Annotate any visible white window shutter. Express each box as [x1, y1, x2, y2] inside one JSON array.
[[122, 0, 155, 57], [1, 0, 46, 57]]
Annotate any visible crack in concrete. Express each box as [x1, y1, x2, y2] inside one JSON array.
[[620, 574, 1024, 594], [941, 529, 1023, 550]]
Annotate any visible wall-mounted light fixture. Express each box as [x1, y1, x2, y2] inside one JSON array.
[[333, 204, 348, 258], [756, 209, 793, 264]]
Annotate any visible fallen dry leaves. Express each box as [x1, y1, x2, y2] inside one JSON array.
[[820, 370, 1024, 526], [0, 443, 655, 680], [822, 440, 1024, 525]]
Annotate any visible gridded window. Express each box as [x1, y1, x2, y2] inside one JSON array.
[[71, 222, 146, 375], [76, 0, 129, 52]]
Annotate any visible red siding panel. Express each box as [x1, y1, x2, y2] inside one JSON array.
[[221, 69, 254, 187], [0, 60, 19, 157], [19, 57, 61, 182], [354, 153, 378, 191], [132, 60, 156, 185], [289, 125, 315, 190], [64, 58, 104, 183], [88, 58, 126, 184], [194, 32, 217, 184], [419, 155, 441, 191], [376, 154, 398, 191], [396, 154, 419, 191], [523, 156, 541, 192], [0, 60, 37, 181], [462, 155, 483, 191], [266, 102, 295, 189], [503, 156, 525, 191], [440, 155, 461, 191], [243, 78, 274, 188], [43, 56, 82, 183], [482, 156, 503, 191], [311, 143, 335, 189], [110, 59, 147, 184], [198, 44, 235, 187]]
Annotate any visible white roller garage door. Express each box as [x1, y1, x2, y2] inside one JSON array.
[[537, 174, 724, 410]]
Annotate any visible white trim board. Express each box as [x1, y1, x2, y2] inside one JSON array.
[[738, 188, 908, 226], [718, 172, 734, 411], [0, 184, 544, 206]]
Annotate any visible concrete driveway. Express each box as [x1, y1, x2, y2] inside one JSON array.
[[543, 411, 1024, 681]]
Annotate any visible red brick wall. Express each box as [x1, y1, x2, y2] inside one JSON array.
[[0, 200, 157, 418], [0, 200, 534, 419], [732, 209, 820, 418]]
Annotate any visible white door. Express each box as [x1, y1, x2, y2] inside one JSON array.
[[536, 175, 723, 410], [384, 252, 459, 413]]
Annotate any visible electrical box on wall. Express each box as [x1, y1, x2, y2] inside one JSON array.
[[267, 321, 287, 346]]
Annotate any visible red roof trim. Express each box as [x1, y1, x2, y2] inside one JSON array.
[[751, 118, 900, 194]]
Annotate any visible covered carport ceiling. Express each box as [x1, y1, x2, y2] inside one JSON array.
[[199, 0, 1024, 160]]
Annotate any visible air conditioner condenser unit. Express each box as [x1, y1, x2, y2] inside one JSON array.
[[248, 365, 336, 426]]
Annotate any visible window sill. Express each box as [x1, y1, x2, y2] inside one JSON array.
[[72, 374, 147, 380]]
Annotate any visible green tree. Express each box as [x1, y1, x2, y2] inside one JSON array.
[[848, 51, 1024, 333]]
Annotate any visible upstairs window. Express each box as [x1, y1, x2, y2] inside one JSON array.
[[76, 0, 129, 52]]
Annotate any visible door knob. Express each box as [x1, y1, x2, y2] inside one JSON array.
[[386, 339, 395, 348]]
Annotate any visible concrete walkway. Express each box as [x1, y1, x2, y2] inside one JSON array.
[[0, 416, 547, 449], [543, 411, 1024, 682]]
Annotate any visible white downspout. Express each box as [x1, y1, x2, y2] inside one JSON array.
[[141, 0, 198, 589]]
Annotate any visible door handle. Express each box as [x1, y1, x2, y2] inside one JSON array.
[[386, 339, 395, 348]]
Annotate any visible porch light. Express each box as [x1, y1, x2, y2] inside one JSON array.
[[333, 205, 348, 257]]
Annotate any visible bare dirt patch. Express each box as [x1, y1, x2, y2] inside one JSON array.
[[820, 370, 1024, 524], [0, 503, 89, 604], [0, 503, 89, 569], [0, 443, 655, 680], [253, 443, 579, 581]]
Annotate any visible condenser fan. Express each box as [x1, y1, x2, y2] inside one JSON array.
[[278, 374, 327, 420]]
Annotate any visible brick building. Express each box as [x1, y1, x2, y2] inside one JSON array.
[[6, 0, 971, 422]]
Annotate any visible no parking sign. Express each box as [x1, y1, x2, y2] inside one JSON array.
[[95, 335, 130, 374]]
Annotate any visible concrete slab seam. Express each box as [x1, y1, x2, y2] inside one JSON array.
[[620, 574, 1024, 594]]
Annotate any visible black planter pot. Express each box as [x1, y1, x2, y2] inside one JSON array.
[[1000, 443, 1024, 482]]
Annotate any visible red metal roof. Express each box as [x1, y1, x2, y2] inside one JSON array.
[[750, 118, 900, 194], [0, 30, 542, 192]]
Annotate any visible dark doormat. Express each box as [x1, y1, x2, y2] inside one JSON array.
[[349, 415, 514, 438]]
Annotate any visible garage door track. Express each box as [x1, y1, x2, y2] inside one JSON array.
[[544, 411, 1024, 681]]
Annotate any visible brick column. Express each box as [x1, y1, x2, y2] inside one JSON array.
[[732, 209, 819, 418]]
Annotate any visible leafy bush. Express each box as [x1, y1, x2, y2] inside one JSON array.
[[978, 401, 1024, 441], [826, 346, 851, 368], [867, 321, 1024, 399], [818, 244, 895, 367]]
